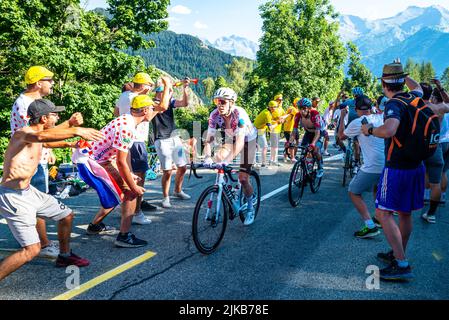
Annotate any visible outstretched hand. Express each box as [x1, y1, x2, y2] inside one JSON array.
[[77, 128, 104, 141]]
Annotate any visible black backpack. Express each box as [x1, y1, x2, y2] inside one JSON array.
[[387, 93, 440, 163]]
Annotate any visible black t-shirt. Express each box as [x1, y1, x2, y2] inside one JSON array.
[[383, 91, 423, 169], [152, 99, 177, 141]]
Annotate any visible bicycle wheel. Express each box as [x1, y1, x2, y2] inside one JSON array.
[[239, 170, 261, 223], [288, 160, 305, 207], [192, 186, 228, 255], [342, 149, 351, 187], [310, 158, 322, 194]]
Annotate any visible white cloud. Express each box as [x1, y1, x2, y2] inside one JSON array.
[[194, 21, 208, 29], [171, 5, 192, 15]]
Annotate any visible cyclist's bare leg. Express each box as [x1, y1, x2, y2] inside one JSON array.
[[239, 171, 253, 197]]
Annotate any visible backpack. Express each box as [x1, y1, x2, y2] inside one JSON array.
[[388, 93, 440, 163]]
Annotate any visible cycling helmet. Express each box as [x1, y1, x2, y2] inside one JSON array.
[[213, 87, 237, 101], [352, 87, 364, 97], [274, 94, 283, 101], [297, 98, 312, 109]]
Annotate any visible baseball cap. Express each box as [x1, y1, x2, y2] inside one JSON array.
[[27, 99, 65, 120], [268, 100, 278, 108], [132, 72, 154, 85], [25, 66, 54, 85], [274, 94, 283, 101], [132, 95, 154, 109]]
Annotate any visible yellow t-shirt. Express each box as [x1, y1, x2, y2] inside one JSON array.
[[253, 109, 273, 134], [271, 106, 286, 134], [283, 105, 299, 132]]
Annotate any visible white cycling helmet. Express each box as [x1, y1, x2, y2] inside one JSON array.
[[213, 87, 237, 101]]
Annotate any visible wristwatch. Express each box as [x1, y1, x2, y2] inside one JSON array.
[[368, 127, 374, 136]]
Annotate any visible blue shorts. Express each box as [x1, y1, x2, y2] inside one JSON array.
[[130, 142, 149, 173], [30, 163, 49, 194], [376, 164, 425, 213]]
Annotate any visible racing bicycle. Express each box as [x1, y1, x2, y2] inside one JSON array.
[[190, 162, 261, 254]]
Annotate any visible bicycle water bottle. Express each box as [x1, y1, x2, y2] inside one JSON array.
[[305, 152, 314, 173]]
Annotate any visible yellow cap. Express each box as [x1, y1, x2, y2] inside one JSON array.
[[268, 100, 278, 108], [293, 98, 300, 106], [25, 66, 54, 85], [132, 95, 154, 109], [274, 94, 283, 101], [132, 72, 154, 85]]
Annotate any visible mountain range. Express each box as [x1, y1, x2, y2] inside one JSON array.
[[338, 5, 449, 75], [206, 5, 449, 76], [203, 36, 259, 60]]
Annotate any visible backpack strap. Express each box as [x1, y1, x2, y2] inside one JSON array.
[[425, 115, 439, 137], [387, 137, 403, 162]]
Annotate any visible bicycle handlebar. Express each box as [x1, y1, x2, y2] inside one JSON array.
[[189, 162, 238, 182]]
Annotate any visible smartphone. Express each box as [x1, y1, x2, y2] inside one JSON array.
[[361, 117, 369, 125]]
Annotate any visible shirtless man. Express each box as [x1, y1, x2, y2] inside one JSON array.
[[0, 99, 103, 281]]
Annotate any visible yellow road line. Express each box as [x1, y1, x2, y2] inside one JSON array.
[[52, 251, 157, 300]]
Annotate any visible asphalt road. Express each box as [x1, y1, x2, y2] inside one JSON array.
[[0, 141, 448, 300]]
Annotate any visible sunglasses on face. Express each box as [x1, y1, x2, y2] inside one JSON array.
[[214, 98, 229, 106]]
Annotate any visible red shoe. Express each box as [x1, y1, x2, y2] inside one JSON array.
[[56, 251, 90, 268]]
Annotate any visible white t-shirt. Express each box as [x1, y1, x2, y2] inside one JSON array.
[[91, 114, 137, 164], [344, 114, 385, 174], [116, 91, 149, 143], [11, 93, 50, 164]]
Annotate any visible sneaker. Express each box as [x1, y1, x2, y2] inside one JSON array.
[[354, 226, 380, 239], [140, 200, 159, 212], [115, 232, 148, 248], [86, 222, 117, 235], [377, 250, 395, 265], [316, 169, 324, 178], [162, 197, 172, 208], [173, 190, 191, 200], [244, 207, 255, 226], [323, 151, 331, 157], [372, 217, 382, 229], [380, 260, 414, 282], [421, 212, 436, 224], [56, 251, 90, 268], [133, 211, 152, 225], [39, 241, 59, 259]]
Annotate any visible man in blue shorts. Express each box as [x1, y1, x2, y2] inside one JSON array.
[[362, 61, 424, 281]]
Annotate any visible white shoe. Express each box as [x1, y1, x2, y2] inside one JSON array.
[[173, 191, 191, 200], [133, 211, 152, 225], [39, 240, 59, 259], [244, 207, 255, 226], [162, 197, 172, 208]]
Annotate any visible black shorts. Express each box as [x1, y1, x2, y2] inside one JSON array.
[[301, 131, 324, 150]]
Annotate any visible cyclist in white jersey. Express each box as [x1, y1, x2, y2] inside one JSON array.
[[203, 88, 258, 226]]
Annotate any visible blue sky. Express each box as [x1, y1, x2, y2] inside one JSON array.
[[84, 0, 449, 42]]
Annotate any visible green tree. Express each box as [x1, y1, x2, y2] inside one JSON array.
[[343, 42, 378, 97], [441, 67, 449, 90], [214, 76, 229, 90], [404, 58, 436, 83], [202, 77, 216, 101], [0, 0, 169, 162], [247, 0, 346, 114], [226, 58, 255, 97]]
